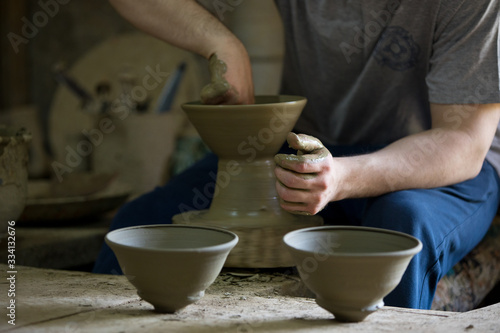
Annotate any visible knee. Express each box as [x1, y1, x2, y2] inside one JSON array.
[[362, 191, 432, 244]]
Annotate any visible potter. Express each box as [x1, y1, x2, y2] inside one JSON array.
[[99, 0, 500, 313]]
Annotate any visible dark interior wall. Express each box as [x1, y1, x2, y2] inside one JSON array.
[[2, 0, 284, 115], [1, 0, 30, 109], [2, 0, 136, 115]]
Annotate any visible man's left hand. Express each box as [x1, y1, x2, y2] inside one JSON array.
[[274, 132, 337, 215]]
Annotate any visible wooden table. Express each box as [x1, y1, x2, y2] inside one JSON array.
[[1, 264, 498, 332]]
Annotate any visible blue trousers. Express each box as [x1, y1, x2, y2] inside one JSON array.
[[93, 144, 500, 309]]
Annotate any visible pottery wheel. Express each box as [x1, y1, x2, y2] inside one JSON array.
[[172, 97, 324, 268], [173, 210, 322, 268]]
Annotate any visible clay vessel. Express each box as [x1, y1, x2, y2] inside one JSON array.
[[173, 95, 323, 268], [105, 225, 238, 313], [283, 226, 422, 322], [0, 126, 31, 236]]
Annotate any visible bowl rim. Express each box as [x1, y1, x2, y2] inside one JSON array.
[[181, 95, 307, 108], [105, 224, 239, 253], [283, 225, 423, 257]]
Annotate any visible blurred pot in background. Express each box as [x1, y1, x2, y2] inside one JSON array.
[[0, 126, 31, 236]]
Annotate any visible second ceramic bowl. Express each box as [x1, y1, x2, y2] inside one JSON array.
[[284, 226, 422, 322]]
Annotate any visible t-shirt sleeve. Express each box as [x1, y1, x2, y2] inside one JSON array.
[[426, 0, 500, 104]]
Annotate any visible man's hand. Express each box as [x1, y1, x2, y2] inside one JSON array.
[[109, 0, 254, 105], [274, 104, 500, 215], [201, 49, 254, 105], [274, 132, 337, 215]]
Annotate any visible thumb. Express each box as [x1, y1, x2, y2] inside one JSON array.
[[200, 54, 230, 105], [286, 132, 325, 154]]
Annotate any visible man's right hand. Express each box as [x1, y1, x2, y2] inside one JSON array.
[[201, 43, 254, 105], [109, 0, 254, 105]]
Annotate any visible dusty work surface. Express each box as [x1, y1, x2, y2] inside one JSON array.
[[0, 264, 499, 332]]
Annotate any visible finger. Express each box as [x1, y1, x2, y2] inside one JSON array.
[[276, 180, 326, 215], [279, 196, 327, 216], [278, 197, 321, 216], [287, 132, 325, 153], [208, 53, 228, 83], [274, 149, 329, 173], [220, 87, 244, 105], [201, 53, 230, 104], [200, 82, 230, 104], [278, 198, 313, 215], [275, 179, 316, 204], [274, 165, 317, 190]]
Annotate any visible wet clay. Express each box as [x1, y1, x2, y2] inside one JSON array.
[[106, 225, 238, 313], [274, 132, 329, 165], [200, 54, 232, 104], [284, 226, 422, 322], [288, 132, 325, 153], [173, 96, 323, 268]]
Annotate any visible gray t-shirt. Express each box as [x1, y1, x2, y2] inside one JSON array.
[[275, 0, 500, 175]]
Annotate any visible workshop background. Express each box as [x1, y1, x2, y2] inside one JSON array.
[[0, 0, 284, 191]]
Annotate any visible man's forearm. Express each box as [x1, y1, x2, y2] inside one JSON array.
[[334, 103, 500, 201], [334, 129, 480, 200], [274, 104, 499, 215], [109, 0, 236, 59]]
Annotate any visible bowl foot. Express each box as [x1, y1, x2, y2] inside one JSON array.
[[317, 298, 384, 322]]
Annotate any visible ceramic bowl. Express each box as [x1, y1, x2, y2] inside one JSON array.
[[283, 226, 422, 322], [106, 225, 238, 313]]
